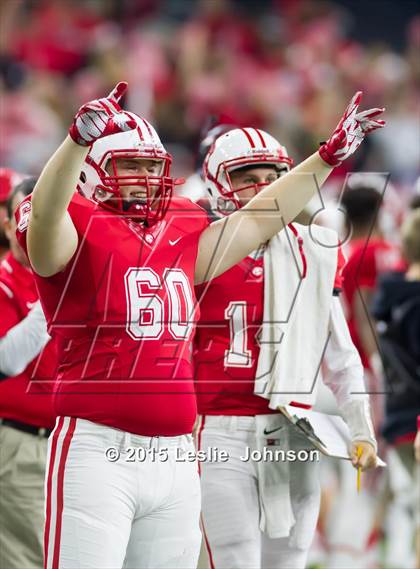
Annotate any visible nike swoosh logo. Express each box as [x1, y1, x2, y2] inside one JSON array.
[[263, 426, 284, 436], [169, 237, 182, 246]]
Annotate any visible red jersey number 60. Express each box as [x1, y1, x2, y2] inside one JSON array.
[[124, 267, 195, 341]]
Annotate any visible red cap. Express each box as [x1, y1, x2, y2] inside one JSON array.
[[0, 168, 24, 202]]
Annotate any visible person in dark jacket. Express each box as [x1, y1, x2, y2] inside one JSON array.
[[372, 208, 420, 568], [372, 209, 420, 452]]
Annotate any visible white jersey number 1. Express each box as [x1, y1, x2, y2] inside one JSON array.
[[224, 301, 252, 368]]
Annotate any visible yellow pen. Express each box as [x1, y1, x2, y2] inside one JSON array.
[[356, 445, 362, 493]]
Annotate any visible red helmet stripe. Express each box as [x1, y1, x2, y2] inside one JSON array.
[[136, 125, 144, 140], [254, 129, 267, 148], [141, 118, 154, 137], [240, 128, 255, 148], [85, 154, 105, 176]]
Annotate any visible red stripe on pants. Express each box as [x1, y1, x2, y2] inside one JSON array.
[[51, 417, 77, 569], [44, 417, 65, 569]]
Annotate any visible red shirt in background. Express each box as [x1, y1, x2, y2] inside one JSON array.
[[0, 253, 56, 428], [342, 237, 401, 368]]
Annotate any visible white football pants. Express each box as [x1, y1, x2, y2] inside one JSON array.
[[197, 415, 321, 569], [44, 416, 202, 569]]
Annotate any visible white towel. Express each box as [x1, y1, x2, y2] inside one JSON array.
[[255, 223, 338, 408]]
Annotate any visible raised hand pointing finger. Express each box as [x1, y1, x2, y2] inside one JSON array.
[[107, 82, 128, 105], [319, 91, 386, 167], [69, 81, 135, 146]]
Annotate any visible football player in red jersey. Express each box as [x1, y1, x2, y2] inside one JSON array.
[[194, 128, 379, 569], [341, 185, 402, 375], [15, 82, 384, 569], [0, 177, 57, 569], [325, 185, 404, 568]]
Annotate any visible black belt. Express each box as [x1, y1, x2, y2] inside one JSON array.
[[0, 418, 52, 438]]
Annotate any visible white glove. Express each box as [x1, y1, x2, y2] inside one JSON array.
[[68, 82, 136, 146], [319, 91, 385, 167]]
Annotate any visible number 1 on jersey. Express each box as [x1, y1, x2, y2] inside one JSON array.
[[224, 301, 252, 368]]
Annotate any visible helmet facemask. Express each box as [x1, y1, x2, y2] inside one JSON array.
[[207, 153, 293, 217], [92, 150, 174, 226], [79, 117, 179, 227]]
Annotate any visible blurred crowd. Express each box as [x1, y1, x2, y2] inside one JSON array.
[[1, 0, 419, 192]]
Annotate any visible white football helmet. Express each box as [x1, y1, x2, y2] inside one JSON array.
[[203, 127, 293, 216], [78, 112, 178, 225]]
